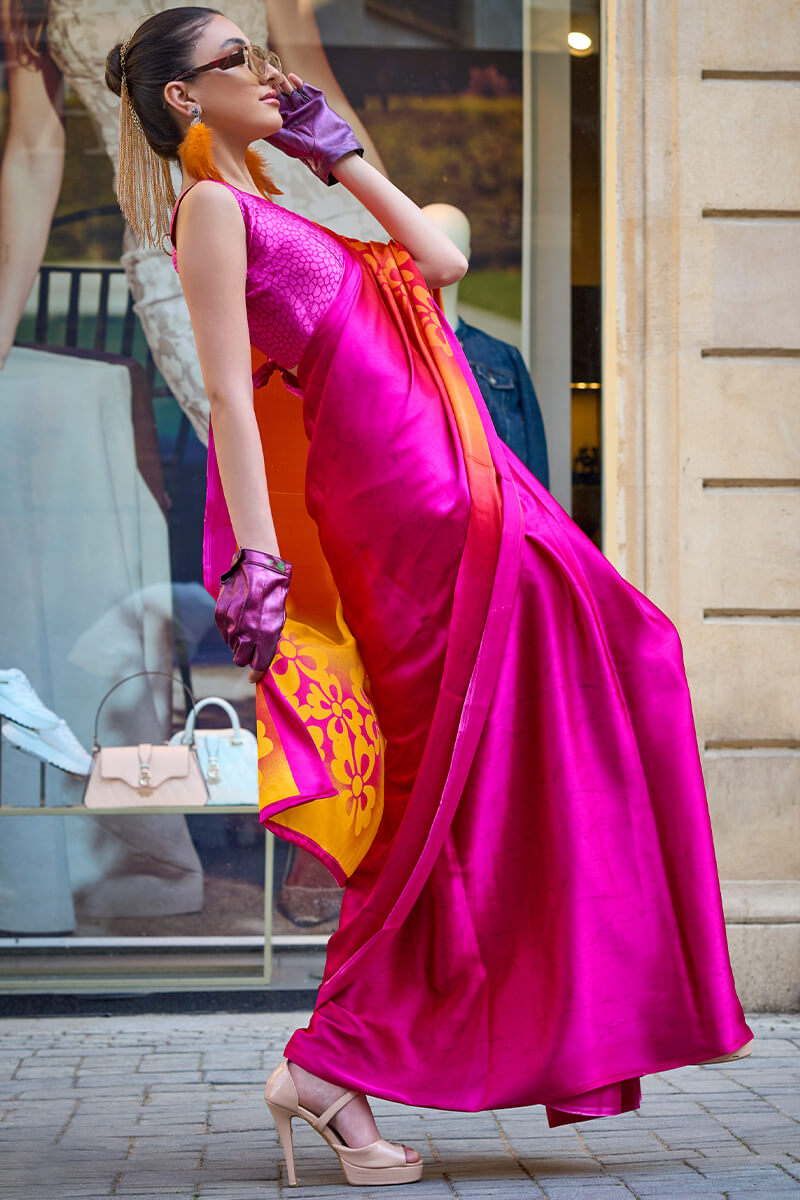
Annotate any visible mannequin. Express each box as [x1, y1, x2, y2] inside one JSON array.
[[423, 204, 472, 332], [422, 203, 550, 489]]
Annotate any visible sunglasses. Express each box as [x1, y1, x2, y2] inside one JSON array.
[[174, 44, 281, 83]]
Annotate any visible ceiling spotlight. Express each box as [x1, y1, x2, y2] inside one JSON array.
[[568, 31, 593, 54]]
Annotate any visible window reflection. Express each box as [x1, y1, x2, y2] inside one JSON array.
[[0, 0, 602, 988]]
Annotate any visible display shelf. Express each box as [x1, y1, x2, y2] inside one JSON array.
[[0, 804, 259, 815], [0, 976, 273, 991]]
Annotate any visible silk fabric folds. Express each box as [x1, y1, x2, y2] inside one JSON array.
[[202, 234, 752, 1125]]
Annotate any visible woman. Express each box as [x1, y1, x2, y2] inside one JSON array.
[[106, 8, 753, 1188]]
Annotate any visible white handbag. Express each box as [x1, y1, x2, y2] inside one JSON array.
[[168, 696, 258, 806]]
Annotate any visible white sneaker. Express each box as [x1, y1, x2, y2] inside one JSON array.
[[0, 669, 60, 732], [2, 718, 92, 777]]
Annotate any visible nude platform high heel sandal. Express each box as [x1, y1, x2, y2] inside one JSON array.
[[699, 1037, 755, 1065], [264, 1058, 423, 1187]]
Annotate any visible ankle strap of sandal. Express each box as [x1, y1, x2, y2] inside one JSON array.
[[312, 1087, 359, 1132]]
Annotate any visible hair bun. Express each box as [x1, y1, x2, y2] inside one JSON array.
[[105, 42, 125, 97]]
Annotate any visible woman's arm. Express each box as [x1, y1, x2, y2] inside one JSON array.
[[265, 0, 386, 173], [0, 47, 65, 368], [175, 182, 280, 561], [330, 151, 469, 290]]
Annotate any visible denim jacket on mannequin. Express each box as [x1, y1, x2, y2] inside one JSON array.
[[456, 318, 550, 491]]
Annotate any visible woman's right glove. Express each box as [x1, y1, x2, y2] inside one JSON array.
[[214, 548, 292, 673]]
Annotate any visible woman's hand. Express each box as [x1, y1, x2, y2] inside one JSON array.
[[265, 0, 386, 172], [265, 73, 364, 185], [215, 549, 292, 677]]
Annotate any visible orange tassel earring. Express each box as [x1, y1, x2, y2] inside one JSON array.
[[178, 110, 224, 183], [245, 147, 282, 200], [178, 108, 282, 200]]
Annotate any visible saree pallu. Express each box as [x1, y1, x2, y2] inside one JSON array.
[[204, 236, 751, 1123]]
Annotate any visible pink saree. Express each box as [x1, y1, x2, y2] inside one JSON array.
[[203, 233, 752, 1124]]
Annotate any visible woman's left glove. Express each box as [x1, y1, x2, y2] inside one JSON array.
[[214, 548, 292, 673], [265, 82, 364, 186]]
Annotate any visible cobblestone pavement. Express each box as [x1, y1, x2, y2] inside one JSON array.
[[1, 1011, 798, 1199]]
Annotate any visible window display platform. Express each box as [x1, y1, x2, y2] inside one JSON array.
[[0, 805, 258, 816], [0, 942, 327, 998]]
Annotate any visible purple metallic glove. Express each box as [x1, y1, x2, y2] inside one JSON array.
[[214, 548, 292, 673], [264, 81, 364, 186]]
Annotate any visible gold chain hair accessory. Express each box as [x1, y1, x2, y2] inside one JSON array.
[[117, 39, 177, 248]]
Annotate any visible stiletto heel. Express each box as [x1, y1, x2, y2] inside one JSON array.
[[264, 1057, 423, 1187], [265, 1099, 297, 1186]]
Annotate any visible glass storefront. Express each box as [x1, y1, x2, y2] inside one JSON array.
[[0, 0, 601, 994]]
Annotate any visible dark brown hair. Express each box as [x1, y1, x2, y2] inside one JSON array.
[[105, 6, 219, 158]]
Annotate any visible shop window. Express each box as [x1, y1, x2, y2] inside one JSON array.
[[0, 0, 602, 995]]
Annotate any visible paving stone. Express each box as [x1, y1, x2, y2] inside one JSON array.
[[197, 1189, 281, 1199], [596, 1151, 701, 1167], [538, 1185, 634, 1199], [138, 1052, 202, 1072], [209, 1107, 269, 1133], [617, 1179, 724, 1198], [692, 1161, 800, 1183], [204, 1069, 267, 1085], [71, 1078, 149, 1094], [707, 1182, 800, 1197], [453, 1185, 543, 1198], [202, 1051, 261, 1070], [100, 1070, 203, 1086], [721, 1192, 800, 1200], [424, 1114, 501, 1136], [72, 1058, 143, 1074], [528, 1166, 616, 1182]]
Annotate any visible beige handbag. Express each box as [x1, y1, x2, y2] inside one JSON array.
[[83, 672, 209, 809]]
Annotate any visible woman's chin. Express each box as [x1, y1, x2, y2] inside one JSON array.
[[257, 108, 283, 139]]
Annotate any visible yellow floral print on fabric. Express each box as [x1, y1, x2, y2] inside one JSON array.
[[256, 719, 274, 792], [257, 600, 385, 877]]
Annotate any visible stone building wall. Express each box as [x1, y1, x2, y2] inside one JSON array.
[[603, 0, 800, 1008]]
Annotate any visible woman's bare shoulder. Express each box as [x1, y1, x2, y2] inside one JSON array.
[[176, 181, 245, 239]]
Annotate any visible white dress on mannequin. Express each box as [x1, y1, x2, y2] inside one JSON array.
[[0, 347, 202, 933]]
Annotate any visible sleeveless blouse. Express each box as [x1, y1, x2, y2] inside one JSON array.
[[171, 183, 347, 371]]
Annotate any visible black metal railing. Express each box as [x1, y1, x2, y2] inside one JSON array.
[[31, 263, 165, 396]]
